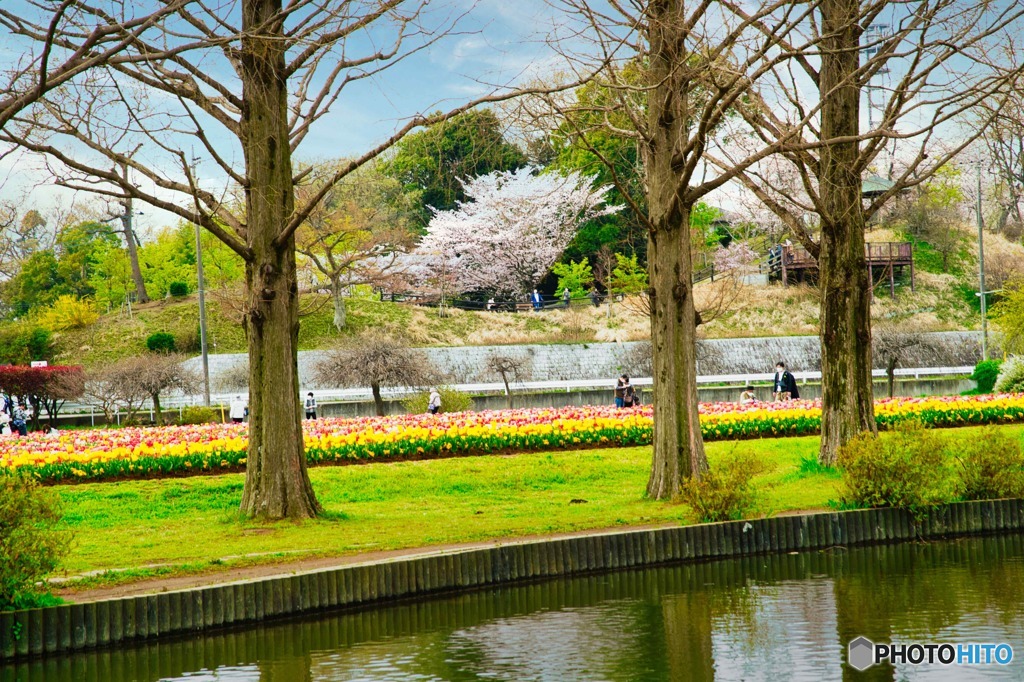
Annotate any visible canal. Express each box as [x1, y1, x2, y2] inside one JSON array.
[[3, 534, 1024, 681]]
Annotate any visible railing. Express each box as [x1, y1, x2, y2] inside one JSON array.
[[58, 366, 975, 419]]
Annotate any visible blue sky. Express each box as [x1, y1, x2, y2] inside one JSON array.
[[0, 0, 571, 235]]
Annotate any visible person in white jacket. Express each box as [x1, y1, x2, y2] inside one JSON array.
[[427, 388, 442, 415], [229, 396, 247, 423]]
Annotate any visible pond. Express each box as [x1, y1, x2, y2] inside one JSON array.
[[3, 534, 1024, 681]]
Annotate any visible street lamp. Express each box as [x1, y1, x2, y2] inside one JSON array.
[[191, 157, 211, 406], [976, 162, 988, 361]]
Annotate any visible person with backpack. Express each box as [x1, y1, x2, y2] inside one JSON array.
[[304, 392, 317, 420]]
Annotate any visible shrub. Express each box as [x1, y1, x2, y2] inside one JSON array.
[[403, 386, 472, 414], [178, 405, 218, 425], [168, 281, 190, 297], [0, 471, 70, 610], [680, 451, 767, 522], [950, 428, 1024, 500], [0, 324, 51, 364], [971, 359, 1002, 394], [838, 421, 956, 511], [995, 356, 1024, 393], [37, 295, 99, 331], [146, 332, 177, 353]]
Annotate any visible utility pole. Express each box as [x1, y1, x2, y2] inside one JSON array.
[[192, 157, 211, 406], [977, 162, 988, 361]]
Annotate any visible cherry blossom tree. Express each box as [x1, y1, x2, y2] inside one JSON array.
[[417, 168, 617, 298]]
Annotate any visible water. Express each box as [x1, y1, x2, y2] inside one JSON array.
[[4, 534, 1024, 681]]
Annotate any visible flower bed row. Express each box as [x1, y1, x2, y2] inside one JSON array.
[[3, 395, 1024, 483]]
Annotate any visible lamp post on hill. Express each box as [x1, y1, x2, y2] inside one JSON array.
[[191, 156, 211, 406]]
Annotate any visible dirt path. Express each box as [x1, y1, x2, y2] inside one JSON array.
[[56, 523, 678, 603]]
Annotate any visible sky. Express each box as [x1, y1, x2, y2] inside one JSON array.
[[0, 0, 574, 236]]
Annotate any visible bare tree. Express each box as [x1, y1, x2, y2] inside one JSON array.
[[481, 353, 532, 409], [718, 0, 1024, 464], [132, 353, 201, 423], [296, 162, 415, 330], [535, 0, 833, 498], [872, 325, 941, 399], [315, 333, 434, 417], [2, 2, 597, 519], [83, 358, 150, 424]]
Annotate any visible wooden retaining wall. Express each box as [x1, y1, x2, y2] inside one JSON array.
[[2, 499, 1023, 661]]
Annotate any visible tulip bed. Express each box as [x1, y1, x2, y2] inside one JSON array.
[[4, 394, 1024, 484]]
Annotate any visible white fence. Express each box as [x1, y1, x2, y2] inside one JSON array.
[[60, 366, 975, 423]]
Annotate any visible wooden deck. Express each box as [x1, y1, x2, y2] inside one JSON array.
[[768, 242, 914, 297]]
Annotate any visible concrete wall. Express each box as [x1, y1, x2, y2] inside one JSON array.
[[182, 331, 985, 390], [3, 499, 1022, 661]]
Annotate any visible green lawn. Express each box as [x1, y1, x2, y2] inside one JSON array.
[[51, 424, 1024, 587]]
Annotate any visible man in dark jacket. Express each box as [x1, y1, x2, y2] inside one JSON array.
[[773, 361, 800, 401]]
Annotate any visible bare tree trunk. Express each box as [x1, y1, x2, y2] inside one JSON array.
[[151, 391, 162, 422], [644, 0, 707, 499], [121, 193, 150, 304], [331, 279, 347, 330], [238, 0, 320, 519], [818, 0, 876, 466], [502, 375, 512, 409], [371, 383, 385, 416]]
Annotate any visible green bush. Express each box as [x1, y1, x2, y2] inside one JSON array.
[[995, 356, 1024, 393], [0, 472, 70, 611], [838, 421, 956, 511], [0, 324, 51, 364], [146, 332, 177, 353], [403, 386, 472, 414], [168, 281, 189, 297], [950, 428, 1024, 500], [178, 405, 218, 425], [680, 451, 767, 522], [971, 359, 1001, 394]]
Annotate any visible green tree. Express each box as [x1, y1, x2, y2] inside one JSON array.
[[549, 74, 648, 263], [608, 253, 648, 296], [551, 258, 594, 297], [384, 109, 526, 228]]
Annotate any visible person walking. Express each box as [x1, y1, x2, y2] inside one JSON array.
[[562, 287, 572, 308], [773, 362, 800, 401], [229, 395, 247, 423], [304, 392, 318, 420], [531, 289, 543, 310], [427, 388, 442, 415]]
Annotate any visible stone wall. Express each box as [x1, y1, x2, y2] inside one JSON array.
[[3, 499, 1022, 661], [184, 331, 984, 391]]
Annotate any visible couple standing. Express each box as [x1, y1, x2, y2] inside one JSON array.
[[614, 375, 638, 408]]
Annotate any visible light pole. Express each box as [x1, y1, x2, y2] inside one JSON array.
[[191, 157, 211, 406], [977, 162, 988, 361]]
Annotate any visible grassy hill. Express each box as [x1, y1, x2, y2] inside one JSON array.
[[48, 270, 985, 370]]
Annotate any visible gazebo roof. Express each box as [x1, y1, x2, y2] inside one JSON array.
[[862, 174, 896, 198]]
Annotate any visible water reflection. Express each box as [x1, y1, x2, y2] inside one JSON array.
[[3, 535, 1024, 681]]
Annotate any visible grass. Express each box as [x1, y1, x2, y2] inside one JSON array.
[[50, 432, 830, 582], [47, 422, 1024, 591]]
